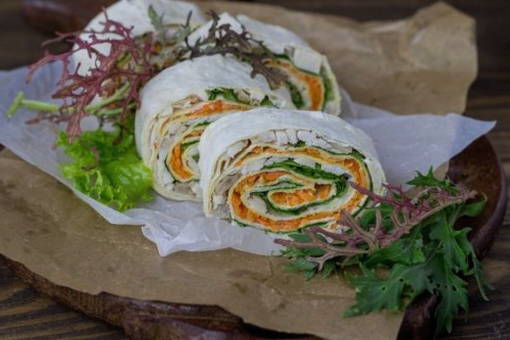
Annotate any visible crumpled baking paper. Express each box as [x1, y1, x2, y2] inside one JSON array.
[[0, 63, 495, 256]]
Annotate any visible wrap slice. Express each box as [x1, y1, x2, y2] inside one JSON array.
[[135, 55, 294, 201], [73, 0, 205, 75], [188, 13, 342, 115], [199, 108, 385, 233]]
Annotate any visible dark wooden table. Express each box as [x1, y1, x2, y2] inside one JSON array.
[[0, 0, 509, 339]]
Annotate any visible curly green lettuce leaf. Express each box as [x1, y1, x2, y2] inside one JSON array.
[[56, 126, 153, 211]]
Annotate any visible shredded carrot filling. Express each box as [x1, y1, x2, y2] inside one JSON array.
[[180, 100, 250, 120], [168, 143, 192, 180], [269, 184, 332, 207], [266, 59, 324, 110], [228, 149, 369, 232], [164, 100, 250, 182], [236, 146, 365, 185], [160, 100, 250, 134], [166, 128, 203, 181]]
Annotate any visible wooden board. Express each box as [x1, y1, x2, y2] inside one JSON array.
[[1, 135, 506, 340], [0, 0, 508, 338]]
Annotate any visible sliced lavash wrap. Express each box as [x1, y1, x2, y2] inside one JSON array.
[[135, 55, 294, 201], [199, 108, 385, 233], [187, 13, 341, 115], [73, 0, 205, 75]]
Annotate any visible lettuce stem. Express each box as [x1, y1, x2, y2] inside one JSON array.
[[85, 83, 130, 112], [23, 99, 59, 112], [6, 84, 132, 118], [5, 92, 58, 117]]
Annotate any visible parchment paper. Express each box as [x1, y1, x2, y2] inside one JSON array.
[[0, 2, 486, 339]]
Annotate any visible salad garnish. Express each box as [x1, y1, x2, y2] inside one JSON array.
[[277, 168, 491, 337]]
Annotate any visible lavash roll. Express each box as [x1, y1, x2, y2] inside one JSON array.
[[73, 0, 205, 75], [199, 108, 385, 233], [188, 13, 342, 116], [135, 55, 294, 201]]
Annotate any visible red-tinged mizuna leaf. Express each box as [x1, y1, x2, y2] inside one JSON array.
[[27, 12, 157, 138]]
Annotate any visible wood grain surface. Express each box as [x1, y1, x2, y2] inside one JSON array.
[[0, 0, 509, 339]]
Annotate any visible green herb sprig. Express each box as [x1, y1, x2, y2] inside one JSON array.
[[277, 170, 491, 337]]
